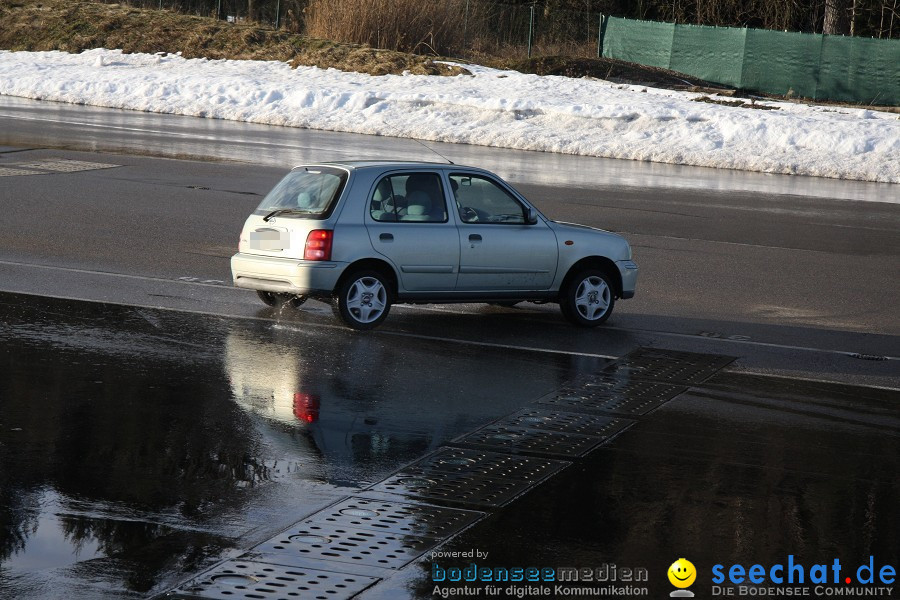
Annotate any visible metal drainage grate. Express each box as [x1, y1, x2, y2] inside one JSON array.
[[454, 423, 602, 458], [537, 376, 686, 416], [306, 497, 483, 539], [14, 159, 120, 172], [369, 448, 569, 507], [0, 167, 44, 177], [604, 347, 736, 384], [169, 560, 379, 600], [405, 447, 568, 476], [252, 523, 439, 569], [502, 408, 635, 438]]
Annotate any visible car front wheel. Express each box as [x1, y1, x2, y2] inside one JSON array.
[[560, 270, 615, 327], [333, 270, 392, 330]]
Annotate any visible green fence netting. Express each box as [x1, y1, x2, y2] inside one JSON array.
[[601, 16, 900, 105]]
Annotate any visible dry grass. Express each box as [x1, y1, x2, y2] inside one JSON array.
[[305, 0, 470, 56], [486, 54, 717, 88], [0, 0, 469, 76], [693, 95, 781, 110]]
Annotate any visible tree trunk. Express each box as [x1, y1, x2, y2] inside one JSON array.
[[891, 0, 898, 38], [823, 0, 850, 34]]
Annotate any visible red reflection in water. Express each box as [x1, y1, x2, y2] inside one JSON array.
[[293, 393, 320, 423]]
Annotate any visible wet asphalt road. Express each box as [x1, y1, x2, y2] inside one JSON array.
[[1, 293, 896, 600], [0, 97, 898, 599], [0, 143, 897, 387]]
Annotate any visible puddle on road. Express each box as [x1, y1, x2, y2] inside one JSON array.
[[375, 371, 899, 600], [0, 488, 137, 572], [0, 292, 583, 598]]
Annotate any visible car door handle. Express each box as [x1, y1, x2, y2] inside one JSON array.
[[468, 234, 482, 242], [379, 233, 394, 242]]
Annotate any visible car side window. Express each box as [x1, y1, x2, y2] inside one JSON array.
[[370, 173, 448, 223], [450, 174, 526, 224]]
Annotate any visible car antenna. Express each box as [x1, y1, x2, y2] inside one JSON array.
[[411, 138, 454, 164]]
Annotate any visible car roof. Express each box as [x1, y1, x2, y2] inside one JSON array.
[[292, 160, 489, 173]]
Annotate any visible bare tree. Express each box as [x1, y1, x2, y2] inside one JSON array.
[[823, 0, 850, 33]]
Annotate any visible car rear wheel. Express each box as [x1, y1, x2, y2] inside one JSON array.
[[256, 290, 308, 309], [560, 270, 615, 327], [332, 270, 391, 330]]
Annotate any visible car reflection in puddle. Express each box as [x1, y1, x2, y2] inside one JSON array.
[[0, 292, 577, 599]]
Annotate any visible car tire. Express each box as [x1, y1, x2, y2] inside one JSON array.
[[256, 290, 284, 307], [560, 269, 615, 327], [288, 295, 308, 308], [332, 270, 392, 330], [256, 290, 308, 309]]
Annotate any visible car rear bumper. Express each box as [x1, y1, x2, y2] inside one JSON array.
[[231, 252, 344, 296], [616, 260, 638, 299]]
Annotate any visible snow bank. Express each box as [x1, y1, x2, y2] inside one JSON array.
[[0, 48, 897, 183]]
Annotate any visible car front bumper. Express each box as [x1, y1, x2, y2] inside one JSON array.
[[231, 252, 344, 296], [616, 260, 638, 299]]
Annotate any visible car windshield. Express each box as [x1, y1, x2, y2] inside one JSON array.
[[254, 167, 347, 219]]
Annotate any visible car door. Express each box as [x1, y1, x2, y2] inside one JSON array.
[[451, 173, 558, 291], [365, 171, 460, 292]]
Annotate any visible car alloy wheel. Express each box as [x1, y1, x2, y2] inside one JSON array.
[[561, 269, 615, 327], [334, 270, 391, 330]]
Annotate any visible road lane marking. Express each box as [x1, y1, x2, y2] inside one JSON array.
[[376, 329, 616, 360], [603, 324, 898, 361], [3, 286, 898, 393], [0, 259, 233, 289], [0, 259, 897, 363]]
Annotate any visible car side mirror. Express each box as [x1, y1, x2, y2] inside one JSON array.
[[526, 207, 538, 225]]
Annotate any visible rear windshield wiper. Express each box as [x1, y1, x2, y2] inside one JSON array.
[[262, 208, 320, 221]]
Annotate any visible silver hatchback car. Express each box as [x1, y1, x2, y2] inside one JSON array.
[[231, 161, 638, 330]]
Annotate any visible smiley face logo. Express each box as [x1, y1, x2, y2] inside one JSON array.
[[668, 558, 697, 588]]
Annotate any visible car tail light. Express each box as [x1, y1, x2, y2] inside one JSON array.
[[293, 393, 320, 423], [304, 230, 333, 261]]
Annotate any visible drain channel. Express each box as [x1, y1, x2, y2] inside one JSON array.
[[537, 376, 686, 415], [603, 347, 736, 384], [14, 158, 121, 172], [369, 448, 569, 507], [248, 496, 484, 571], [254, 524, 441, 569], [453, 408, 635, 458], [0, 167, 44, 177], [168, 560, 379, 600], [503, 408, 635, 437], [307, 497, 482, 538], [454, 424, 602, 457]]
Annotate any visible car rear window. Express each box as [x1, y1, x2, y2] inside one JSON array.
[[254, 167, 347, 219]]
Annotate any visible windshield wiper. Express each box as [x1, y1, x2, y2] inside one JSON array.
[[263, 208, 319, 221]]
